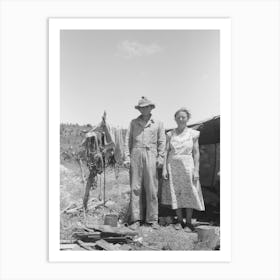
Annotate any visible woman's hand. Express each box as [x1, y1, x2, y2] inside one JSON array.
[[162, 168, 169, 180], [193, 170, 200, 184]]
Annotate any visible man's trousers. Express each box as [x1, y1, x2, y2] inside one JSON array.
[[129, 147, 158, 223]]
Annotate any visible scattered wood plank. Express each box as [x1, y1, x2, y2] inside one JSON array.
[[76, 240, 93, 250], [73, 228, 133, 244], [60, 239, 76, 244], [193, 221, 210, 226], [95, 240, 120, 251], [77, 242, 97, 247], [76, 222, 96, 232], [72, 231, 101, 242], [60, 244, 76, 250], [72, 244, 88, 251], [86, 224, 138, 237], [102, 236, 132, 244]]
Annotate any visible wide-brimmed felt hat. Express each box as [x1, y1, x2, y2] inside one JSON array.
[[135, 96, 155, 109]]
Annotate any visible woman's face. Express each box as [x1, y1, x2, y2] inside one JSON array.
[[175, 111, 189, 126], [139, 106, 153, 116]]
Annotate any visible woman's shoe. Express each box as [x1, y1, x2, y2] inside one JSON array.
[[185, 222, 195, 232], [174, 223, 183, 230], [183, 226, 192, 233]]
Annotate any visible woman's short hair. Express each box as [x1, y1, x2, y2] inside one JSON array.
[[174, 107, 191, 120]]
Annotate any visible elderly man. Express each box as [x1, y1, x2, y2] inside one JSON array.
[[124, 97, 166, 229]]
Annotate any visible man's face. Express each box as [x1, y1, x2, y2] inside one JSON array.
[[138, 105, 153, 116]]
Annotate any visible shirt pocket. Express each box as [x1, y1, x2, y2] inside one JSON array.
[[145, 127, 157, 144]]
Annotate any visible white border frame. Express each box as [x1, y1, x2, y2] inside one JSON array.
[[49, 18, 231, 262]]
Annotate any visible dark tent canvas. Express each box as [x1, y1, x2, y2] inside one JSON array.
[[190, 116, 220, 189], [190, 116, 220, 145]]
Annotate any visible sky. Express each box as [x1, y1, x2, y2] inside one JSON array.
[[60, 30, 220, 129]]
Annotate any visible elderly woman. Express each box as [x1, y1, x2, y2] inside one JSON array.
[[161, 108, 205, 231]]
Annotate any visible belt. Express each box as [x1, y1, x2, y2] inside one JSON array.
[[132, 146, 156, 151]]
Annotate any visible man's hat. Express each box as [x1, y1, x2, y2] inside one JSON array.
[[135, 96, 155, 109]]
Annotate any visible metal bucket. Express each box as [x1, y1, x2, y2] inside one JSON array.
[[104, 214, 118, 227]]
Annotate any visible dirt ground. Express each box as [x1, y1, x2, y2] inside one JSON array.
[[60, 162, 220, 251]]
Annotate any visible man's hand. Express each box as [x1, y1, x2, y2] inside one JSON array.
[[162, 168, 168, 180], [156, 157, 163, 169], [123, 160, 130, 169]]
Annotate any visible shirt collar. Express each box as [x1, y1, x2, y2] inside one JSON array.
[[136, 115, 155, 127]]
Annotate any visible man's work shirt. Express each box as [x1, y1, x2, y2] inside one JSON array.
[[125, 115, 166, 165]]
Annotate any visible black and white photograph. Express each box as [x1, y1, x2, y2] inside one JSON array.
[[49, 18, 231, 261], [1, 0, 280, 279]]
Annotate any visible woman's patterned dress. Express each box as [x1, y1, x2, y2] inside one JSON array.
[[161, 128, 205, 210]]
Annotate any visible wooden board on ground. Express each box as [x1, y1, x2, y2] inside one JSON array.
[[86, 224, 138, 237], [76, 240, 94, 250], [60, 243, 77, 250], [95, 239, 120, 251]]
